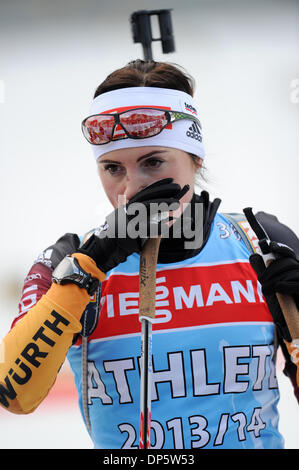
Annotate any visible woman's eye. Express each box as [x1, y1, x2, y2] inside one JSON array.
[[104, 164, 123, 175], [143, 158, 163, 169]]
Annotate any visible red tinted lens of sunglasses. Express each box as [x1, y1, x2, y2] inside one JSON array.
[[83, 115, 116, 144], [120, 109, 168, 138], [82, 109, 170, 144]]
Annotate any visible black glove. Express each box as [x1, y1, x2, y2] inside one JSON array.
[[250, 241, 299, 299], [35, 233, 81, 270], [249, 241, 299, 342], [78, 178, 189, 273]]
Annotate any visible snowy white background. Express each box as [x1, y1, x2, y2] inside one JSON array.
[[0, 0, 298, 449]]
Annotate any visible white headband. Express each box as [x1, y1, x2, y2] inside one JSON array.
[[87, 87, 205, 161]]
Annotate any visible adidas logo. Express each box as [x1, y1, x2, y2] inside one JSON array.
[[34, 248, 53, 268], [186, 122, 202, 142]]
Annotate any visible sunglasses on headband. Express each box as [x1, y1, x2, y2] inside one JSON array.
[[81, 107, 201, 145]]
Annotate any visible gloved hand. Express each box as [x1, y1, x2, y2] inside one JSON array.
[[250, 241, 299, 299], [249, 241, 299, 342], [77, 178, 189, 273]]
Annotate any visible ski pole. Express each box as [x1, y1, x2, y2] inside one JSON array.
[[138, 235, 161, 449], [130, 7, 175, 449], [243, 207, 299, 340]]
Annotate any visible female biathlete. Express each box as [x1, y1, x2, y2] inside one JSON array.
[[1, 60, 299, 449]]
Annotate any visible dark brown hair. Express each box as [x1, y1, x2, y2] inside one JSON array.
[[93, 60, 195, 98]]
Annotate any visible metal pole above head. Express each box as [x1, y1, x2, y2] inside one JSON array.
[[143, 43, 153, 61], [130, 9, 175, 61], [130, 10, 153, 60]]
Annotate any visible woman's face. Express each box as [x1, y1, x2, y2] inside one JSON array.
[[97, 146, 202, 209]]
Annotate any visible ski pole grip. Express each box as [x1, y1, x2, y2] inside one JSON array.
[[276, 293, 299, 341], [139, 236, 161, 320], [264, 259, 299, 341]]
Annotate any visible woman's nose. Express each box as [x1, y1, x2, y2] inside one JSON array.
[[123, 181, 147, 202], [123, 172, 149, 202]]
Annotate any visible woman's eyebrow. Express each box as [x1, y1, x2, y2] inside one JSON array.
[[137, 150, 167, 162], [98, 159, 121, 164], [99, 150, 167, 165]]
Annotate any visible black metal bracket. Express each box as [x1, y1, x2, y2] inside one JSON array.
[[130, 9, 175, 60]]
